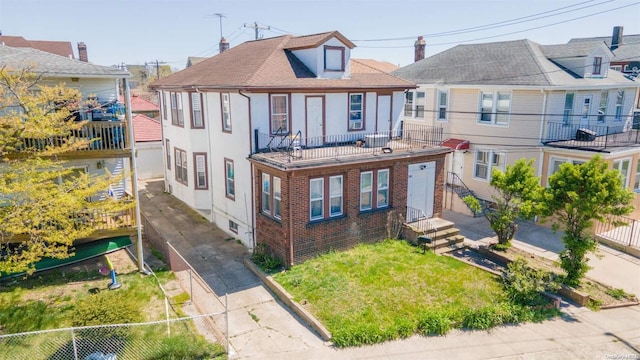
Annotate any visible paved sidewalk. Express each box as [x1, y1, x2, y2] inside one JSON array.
[[139, 180, 640, 359]]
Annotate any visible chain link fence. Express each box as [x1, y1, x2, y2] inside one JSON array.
[[0, 314, 226, 360]]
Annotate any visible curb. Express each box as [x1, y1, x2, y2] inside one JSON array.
[[242, 258, 332, 342]]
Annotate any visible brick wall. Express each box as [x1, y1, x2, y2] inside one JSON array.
[[252, 152, 448, 266]]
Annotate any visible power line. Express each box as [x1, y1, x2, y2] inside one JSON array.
[[356, 2, 640, 48]]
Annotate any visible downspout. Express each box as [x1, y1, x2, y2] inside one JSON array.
[[194, 86, 215, 224], [239, 90, 256, 250], [288, 171, 294, 267]]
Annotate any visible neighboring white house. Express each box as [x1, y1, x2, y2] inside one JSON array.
[[151, 31, 451, 261], [132, 114, 163, 179], [393, 38, 640, 218]]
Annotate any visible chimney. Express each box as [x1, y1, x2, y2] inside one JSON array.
[[219, 37, 229, 53], [611, 26, 623, 51], [77, 42, 88, 62], [414, 36, 426, 62]]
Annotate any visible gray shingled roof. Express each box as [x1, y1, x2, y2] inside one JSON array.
[[540, 42, 610, 59], [0, 46, 128, 78], [568, 34, 640, 46], [392, 39, 637, 87]]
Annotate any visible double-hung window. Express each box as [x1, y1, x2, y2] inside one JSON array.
[[225, 159, 234, 199], [474, 150, 505, 181], [592, 57, 602, 75], [190, 92, 204, 128], [563, 93, 575, 125], [261, 173, 282, 220], [614, 90, 624, 121], [221, 93, 231, 132], [404, 92, 414, 116], [349, 93, 364, 130], [270, 94, 288, 133], [194, 153, 208, 189], [613, 158, 631, 188], [360, 169, 390, 211], [634, 159, 640, 193], [438, 90, 448, 121], [415, 92, 425, 118], [175, 148, 187, 185], [165, 139, 171, 169], [310, 175, 343, 221], [479, 91, 510, 125], [597, 91, 608, 123], [170, 92, 184, 126], [548, 157, 586, 179]]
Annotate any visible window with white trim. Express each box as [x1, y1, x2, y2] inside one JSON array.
[[229, 220, 238, 233], [225, 159, 235, 199], [404, 92, 413, 116], [474, 150, 505, 181], [548, 157, 586, 179], [170, 92, 184, 126], [479, 91, 510, 125], [194, 153, 208, 189], [598, 91, 608, 123], [261, 173, 281, 220], [161, 91, 168, 121], [309, 175, 344, 221], [563, 93, 575, 125], [310, 178, 324, 221], [614, 90, 624, 121], [221, 93, 231, 132], [438, 90, 448, 121], [175, 148, 187, 185], [349, 93, 364, 130], [415, 91, 425, 118], [329, 175, 343, 217], [613, 158, 631, 188], [270, 94, 288, 133], [360, 169, 390, 211], [190, 92, 204, 128]]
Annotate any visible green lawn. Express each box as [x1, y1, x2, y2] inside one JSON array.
[[274, 239, 557, 347], [0, 266, 226, 359]]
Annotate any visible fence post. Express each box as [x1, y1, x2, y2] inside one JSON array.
[[226, 293, 230, 355], [189, 269, 194, 303], [165, 297, 171, 336], [71, 328, 79, 360], [629, 220, 637, 247]]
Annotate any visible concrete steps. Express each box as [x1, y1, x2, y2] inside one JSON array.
[[405, 217, 465, 254]]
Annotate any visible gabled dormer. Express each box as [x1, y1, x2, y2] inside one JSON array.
[[285, 31, 356, 80], [542, 42, 613, 78]]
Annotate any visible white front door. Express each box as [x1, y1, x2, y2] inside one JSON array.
[[581, 95, 592, 126], [377, 95, 391, 132], [407, 162, 435, 221], [306, 96, 324, 147]]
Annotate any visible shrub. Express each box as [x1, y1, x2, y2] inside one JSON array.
[[251, 243, 284, 273], [147, 335, 226, 360], [72, 292, 143, 327], [462, 306, 504, 330], [416, 310, 452, 336], [502, 258, 559, 306]]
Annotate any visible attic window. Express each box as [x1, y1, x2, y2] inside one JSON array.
[[324, 46, 345, 72], [592, 57, 602, 75]]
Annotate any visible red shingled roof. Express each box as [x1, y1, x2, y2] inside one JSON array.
[[132, 114, 162, 142], [119, 94, 160, 112], [151, 31, 413, 91], [351, 59, 399, 74], [0, 36, 74, 58]]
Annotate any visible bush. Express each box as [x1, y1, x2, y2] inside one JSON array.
[[502, 258, 559, 306], [251, 244, 284, 273], [462, 306, 504, 330], [416, 310, 452, 336], [147, 335, 226, 360], [72, 292, 143, 327]]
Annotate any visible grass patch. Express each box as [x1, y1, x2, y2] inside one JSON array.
[[171, 292, 191, 305], [273, 239, 558, 347], [0, 266, 226, 358]]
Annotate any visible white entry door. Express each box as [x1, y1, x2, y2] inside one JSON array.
[[377, 95, 391, 132], [306, 96, 324, 147], [407, 162, 435, 221], [581, 95, 592, 127]]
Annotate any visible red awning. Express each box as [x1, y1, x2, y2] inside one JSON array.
[[442, 138, 470, 151]]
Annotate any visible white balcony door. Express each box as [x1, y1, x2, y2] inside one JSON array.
[[306, 96, 324, 147], [377, 95, 391, 132], [581, 95, 592, 127]]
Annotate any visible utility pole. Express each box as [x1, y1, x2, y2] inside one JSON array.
[[214, 13, 226, 38], [150, 60, 167, 80], [244, 21, 270, 40]]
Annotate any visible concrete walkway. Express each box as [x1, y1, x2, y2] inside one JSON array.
[[139, 180, 640, 359]]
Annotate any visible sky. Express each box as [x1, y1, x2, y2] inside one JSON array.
[[0, 0, 639, 70]]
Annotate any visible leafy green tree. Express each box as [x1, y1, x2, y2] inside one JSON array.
[[464, 159, 543, 248], [542, 155, 634, 286], [0, 66, 132, 275]]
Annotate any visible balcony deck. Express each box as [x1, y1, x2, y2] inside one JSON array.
[[543, 122, 640, 152], [251, 124, 449, 169], [10, 120, 130, 159]]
